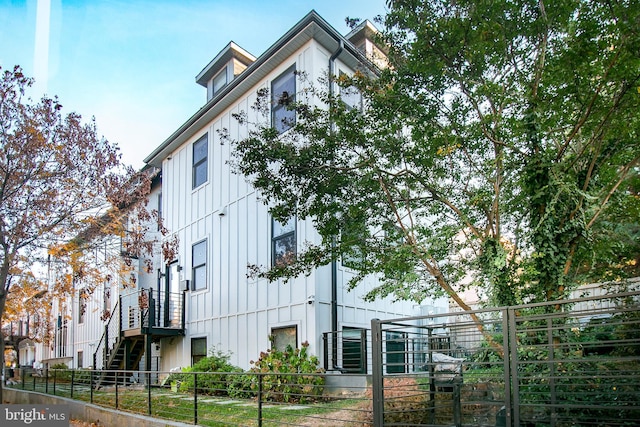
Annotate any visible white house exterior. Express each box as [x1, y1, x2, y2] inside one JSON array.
[[12, 11, 447, 377], [17, 171, 164, 372], [142, 11, 445, 373]]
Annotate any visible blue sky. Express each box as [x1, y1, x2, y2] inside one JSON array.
[[0, 0, 388, 168]]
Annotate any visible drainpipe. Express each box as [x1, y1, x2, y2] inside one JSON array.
[[329, 40, 343, 369]]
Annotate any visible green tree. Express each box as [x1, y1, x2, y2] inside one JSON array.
[[227, 0, 639, 312]]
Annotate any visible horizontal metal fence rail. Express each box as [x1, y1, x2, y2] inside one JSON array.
[[8, 292, 639, 426], [508, 292, 640, 427], [371, 291, 640, 427], [6, 368, 374, 426]]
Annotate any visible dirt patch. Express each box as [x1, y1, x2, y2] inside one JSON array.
[[70, 420, 103, 427]]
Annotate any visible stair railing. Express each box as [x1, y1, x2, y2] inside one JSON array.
[[93, 298, 121, 370], [141, 288, 155, 330]]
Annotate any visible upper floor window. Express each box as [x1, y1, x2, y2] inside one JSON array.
[[192, 134, 208, 189], [78, 288, 87, 324], [192, 239, 207, 291], [212, 69, 227, 96], [272, 216, 296, 267], [341, 229, 365, 270], [271, 65, 296, 134], [339, 71, 362, 111]]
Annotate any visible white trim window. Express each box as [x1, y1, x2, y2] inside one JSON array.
[[272, 217, 296, 267], [191, 337, 207, 365], [192, 134, 208, 189], [271, 325, 298, 351], [271, 65, 296, 134], [78, 288, 87, 324], [212, 68, 227, 96], [339, 71, 362, 111], [192, 240, 207, 291]]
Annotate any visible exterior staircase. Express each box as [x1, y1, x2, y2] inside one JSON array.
[[93, 288, 184, 387]]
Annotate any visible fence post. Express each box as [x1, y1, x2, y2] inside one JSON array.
[[115, 371, 119, 409], [257, 373, 263, 427], [453, 379, 461, 427], [90, 370, 94, 403], [53, 369, 57, 395], [71, 370, 75, 399], [508, 307, 520, 426], [322, 333, 328, 371], [428, 327, 436, 424], [45, 368, 49, 394], [547, 317, 557, 427], [194, 372, 198, 425], [501, 309, 512, 427], [370, 318, 384, 427], [147, 371, 152, 416]]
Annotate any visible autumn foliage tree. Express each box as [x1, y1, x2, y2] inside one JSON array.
[[227, 0, 640, 316], [0, 66, 173, 400]]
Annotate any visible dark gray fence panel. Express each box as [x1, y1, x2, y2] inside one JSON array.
[[371, 291, 640, 427]]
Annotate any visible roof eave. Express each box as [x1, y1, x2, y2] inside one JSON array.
[[144, 10, 377, 167]]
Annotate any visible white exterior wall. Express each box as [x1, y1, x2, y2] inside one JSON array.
[[37, 181, 162, 370], [159, 39, 418, 371]]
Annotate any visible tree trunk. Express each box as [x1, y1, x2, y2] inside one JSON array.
[[0, 292, 7, 403]]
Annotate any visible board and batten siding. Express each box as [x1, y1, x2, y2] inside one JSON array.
[[159, 39, 417, 370]]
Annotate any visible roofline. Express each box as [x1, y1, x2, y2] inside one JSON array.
[[144, 10, 377, 166], [195, 41, 256, 87], [344, 19, 380, 41]]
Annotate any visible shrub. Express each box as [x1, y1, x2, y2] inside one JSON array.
[[50, 364, 72, 381], [177, 348, 242, 395], [248, 339, 324, 403]]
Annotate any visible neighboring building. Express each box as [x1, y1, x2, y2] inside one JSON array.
[[20, 168, 166, 372]]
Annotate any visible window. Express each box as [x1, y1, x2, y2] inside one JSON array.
[[386, 332, 407, 374], [77, 350, 83, 369], [342, 327, 367, 373], [341, 219, 366, 269], [339, 71, 362, 110], [272, 217, 296, 266], [271, 65, 296, 134], [212, 69, 227, 95], [78, 288, 87, 324], [103, 283, 111, 314], [192, 134, 208, 188], [271, 326, 297, 352], [192, 240, 207, 291], [191, 337, 207, 365], [340, 215, 369, 270]]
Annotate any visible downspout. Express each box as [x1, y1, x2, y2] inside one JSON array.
[[329, 40, 343, 369]]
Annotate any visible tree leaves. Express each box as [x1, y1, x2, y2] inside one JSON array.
[[229, 0, 639, 309]]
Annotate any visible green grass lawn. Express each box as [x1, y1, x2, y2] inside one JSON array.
[[10, 380, 369, 426]]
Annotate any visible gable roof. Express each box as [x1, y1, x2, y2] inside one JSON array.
[[144, 10, 376, 167]]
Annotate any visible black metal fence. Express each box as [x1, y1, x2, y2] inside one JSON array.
[[370, 291, 640, 426], [7, 292, 640, 426], [7, 367, 373, 426]]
